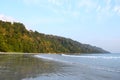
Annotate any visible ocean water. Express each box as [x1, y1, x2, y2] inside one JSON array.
[[34, 53, 120, 80], [0, 53, 120, 80]]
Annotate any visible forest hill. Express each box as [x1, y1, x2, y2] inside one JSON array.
[[0, 20, 109, 53]]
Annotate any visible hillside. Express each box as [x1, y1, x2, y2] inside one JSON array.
[[0, 20, 109, 53]]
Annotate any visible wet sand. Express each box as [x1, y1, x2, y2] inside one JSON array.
[[0, 54, 120, 80]]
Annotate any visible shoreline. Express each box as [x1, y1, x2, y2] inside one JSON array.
[[0, 53, 120, 80]]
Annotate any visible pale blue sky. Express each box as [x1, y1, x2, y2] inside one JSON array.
[[0, 0, 120, 53]]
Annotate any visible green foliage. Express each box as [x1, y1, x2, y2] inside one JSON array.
[[0, 20, 109, 53]]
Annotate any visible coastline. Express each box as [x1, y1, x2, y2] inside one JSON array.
[[0, 53, 120, 80]]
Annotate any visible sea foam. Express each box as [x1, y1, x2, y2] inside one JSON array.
[[61, 54, 120, 59]]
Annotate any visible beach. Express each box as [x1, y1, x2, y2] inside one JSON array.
[[0, 53, 120, 80]]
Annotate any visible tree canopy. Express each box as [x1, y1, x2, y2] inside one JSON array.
[[0, 20, 109, 53]]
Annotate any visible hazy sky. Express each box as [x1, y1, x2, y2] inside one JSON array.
[[0, 0, 120, 53]]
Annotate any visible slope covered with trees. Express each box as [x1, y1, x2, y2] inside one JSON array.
[[0, 20, 109, 53]]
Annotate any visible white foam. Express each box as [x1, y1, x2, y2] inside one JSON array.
[[0, 14, 19, 23], [34, 55, 56, 60], [62, 54, 120, 59], [34, 54, 120, 73], [34, 55, 71, 64]]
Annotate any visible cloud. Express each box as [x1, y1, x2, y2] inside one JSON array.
[[114, 0, 120, 16], [23, 0, 40, 5], [96, 0, 112, 14], [22, 0, 120, 21], [95, 0, 120, 23], [77, 0, 120, 17], [114, 6, 120, 15], [0, 14, 19, 23], [48, 0, 63, 6], [78, 0, 97, 9]]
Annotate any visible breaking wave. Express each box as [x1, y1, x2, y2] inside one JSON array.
[[61, 54, 120, 59], [34, 54, 120, 73], [34, 55, 71, 63]]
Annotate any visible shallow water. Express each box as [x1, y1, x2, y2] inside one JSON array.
[[0, 54, 68, 80], [0, 53, 120, 80], [34, 53, 120, 80]]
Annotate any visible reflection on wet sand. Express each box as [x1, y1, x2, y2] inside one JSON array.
[[0, 54, 66, 80]]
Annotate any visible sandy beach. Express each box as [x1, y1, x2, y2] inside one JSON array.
[[0, 54, 120, 80]]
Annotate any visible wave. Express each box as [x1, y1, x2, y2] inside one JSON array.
[[34, 54, 120, 73], [34, 55, 54, 60], [34, 55, 72, 64], [61, 54, 120, 59]]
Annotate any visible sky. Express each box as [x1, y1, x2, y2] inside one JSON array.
[[0, 0, 120, 53]]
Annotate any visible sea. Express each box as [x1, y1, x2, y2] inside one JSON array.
[[0, 53, 120, 80]]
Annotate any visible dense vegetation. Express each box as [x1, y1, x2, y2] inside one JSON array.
[[0, 20, 109, 53]]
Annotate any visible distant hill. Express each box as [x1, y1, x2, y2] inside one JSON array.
[[0, 20, 109, 53]]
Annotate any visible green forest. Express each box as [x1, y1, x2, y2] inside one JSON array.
[[0, 20, 109, 53]]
